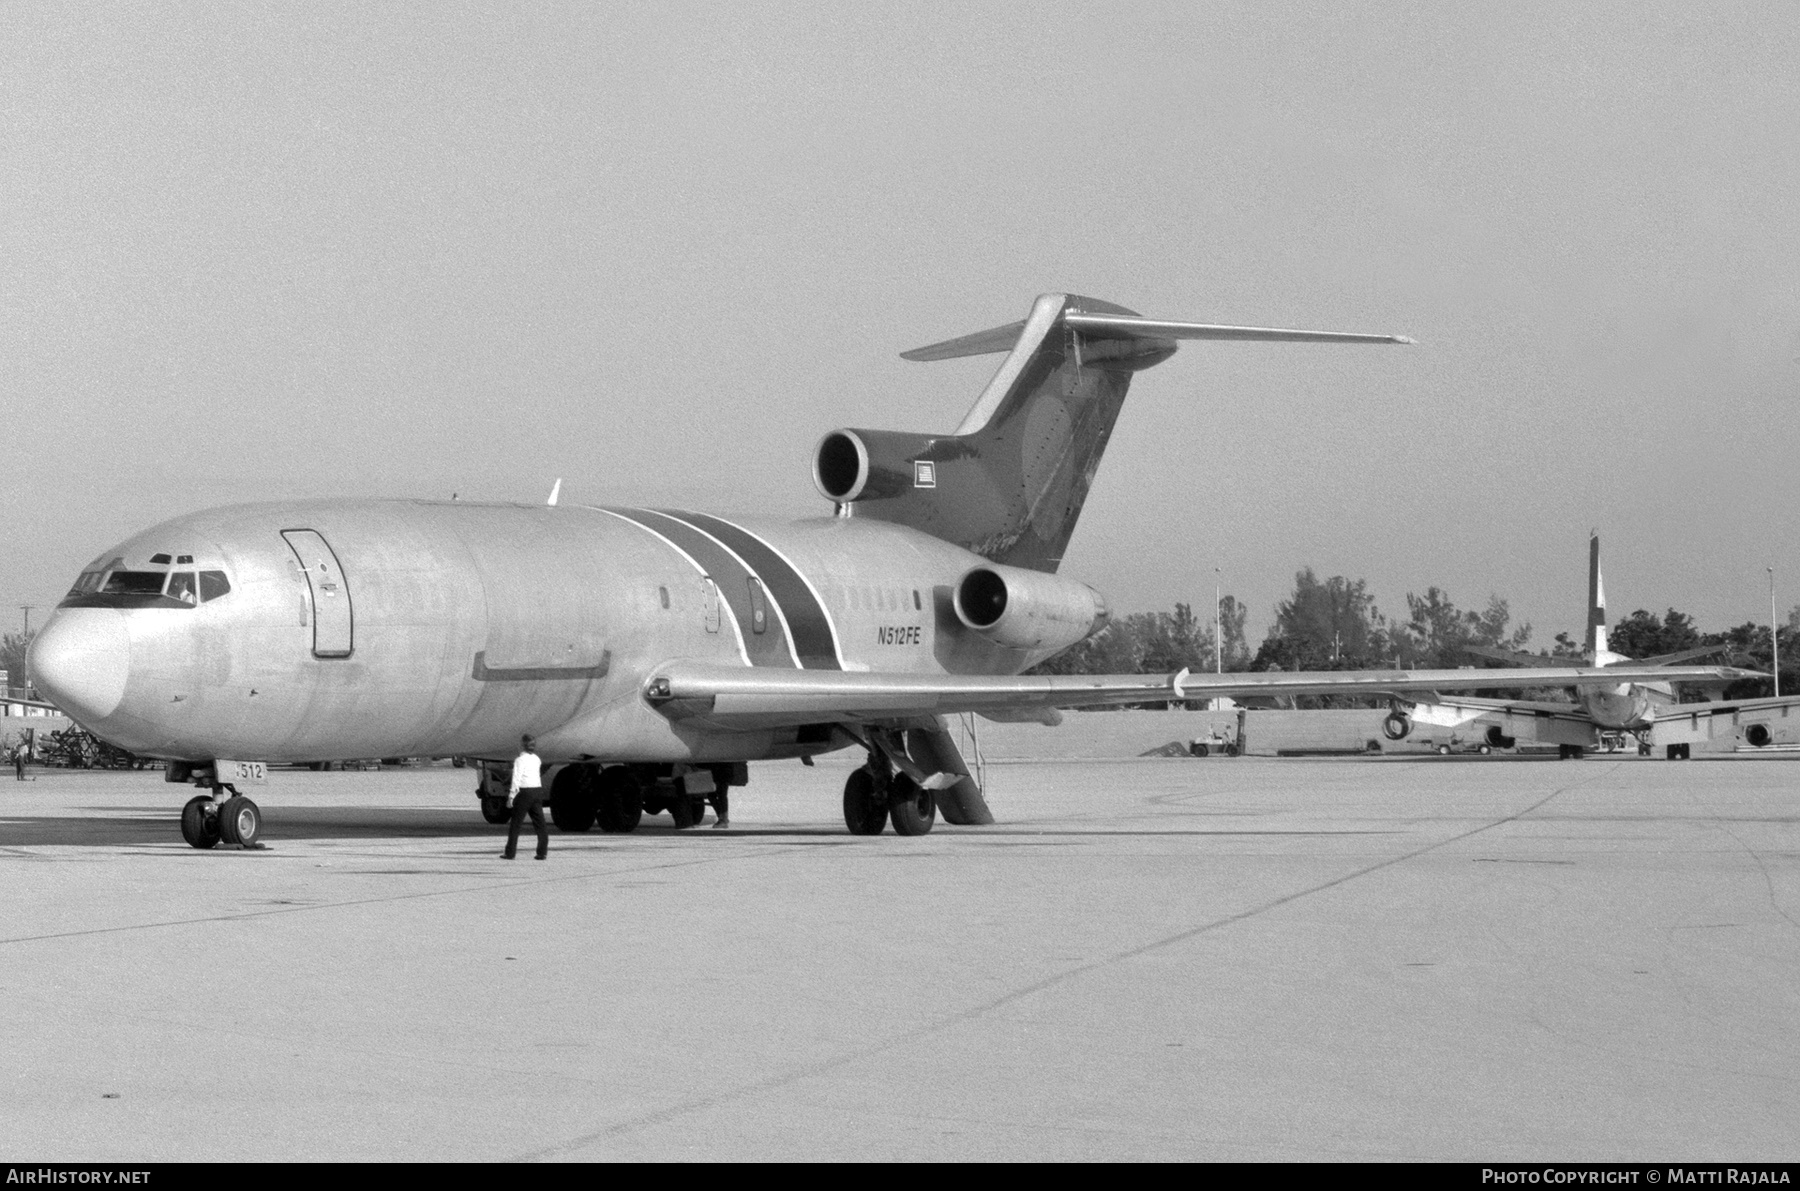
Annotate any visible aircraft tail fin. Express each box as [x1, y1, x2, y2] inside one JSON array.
[[1585, 533, 1608, 658], [813, 293, 1410, 572]]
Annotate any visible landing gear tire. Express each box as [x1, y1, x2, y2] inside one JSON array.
[[842, 768, 888, 835], [180, 795, 220, 850], [888, 774, 936, 837], [595, 767, 644, 833], [217, 796, 261, 848], [481, 798, 510, 825], [550, 766, 598, 833]]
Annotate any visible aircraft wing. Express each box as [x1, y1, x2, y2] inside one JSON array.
[[1649, 695, 1800, 746], [644, 661, 1755, 730]]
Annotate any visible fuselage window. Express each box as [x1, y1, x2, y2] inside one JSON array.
[[913, 589, 921, 610], [658, 585, 670, 609], [102, 571, 169, 596], [199, 571, 231, 602]]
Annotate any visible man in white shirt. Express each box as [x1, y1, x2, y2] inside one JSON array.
[[503, 734, 548, 860]]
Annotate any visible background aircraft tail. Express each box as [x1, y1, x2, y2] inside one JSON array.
[[1585, 533, 1609, 658], [811, 293, 1408, 572]]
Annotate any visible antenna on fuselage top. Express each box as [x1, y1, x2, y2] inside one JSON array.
[[547, 478, 562, 507]]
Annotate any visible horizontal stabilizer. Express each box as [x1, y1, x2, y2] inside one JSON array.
[[902, 310, 1412, 360], [1063, 313, 1413, 346], [900, 320, 1028, 361]]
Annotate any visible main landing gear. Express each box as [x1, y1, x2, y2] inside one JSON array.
[[179, 787, 262, 850], [842, 754, 937, 837]]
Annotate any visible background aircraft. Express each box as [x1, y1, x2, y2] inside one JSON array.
[[27, 295, 1751, 847], [1381, 534, 1796, 758]]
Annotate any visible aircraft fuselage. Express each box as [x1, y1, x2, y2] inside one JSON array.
[[1578, 651, 1673, 731], [33, 499, 1053, 766]]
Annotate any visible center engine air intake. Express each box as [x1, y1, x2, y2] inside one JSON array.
[[951, 563, 1108, 652], [812, 428, 940, 505]]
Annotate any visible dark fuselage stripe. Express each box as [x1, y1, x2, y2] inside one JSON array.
[[612, 508, 796, 669], [660, 511, 843, 670]]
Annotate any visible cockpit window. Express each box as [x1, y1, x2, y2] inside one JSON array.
[[102, 571, 170, 596], [60, 562, 232, 610], [149, 553, 172, 564]]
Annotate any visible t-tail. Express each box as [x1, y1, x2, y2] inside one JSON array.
[[810, 293, 1411, 572]]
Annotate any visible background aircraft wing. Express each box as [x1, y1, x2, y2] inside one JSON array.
[[1462, 645, 1559, 668], [1617, 646, 1728, 668], [645, 662, 1755, 730], [0, 694, 60, 713]]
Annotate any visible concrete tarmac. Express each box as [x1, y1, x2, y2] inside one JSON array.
[[1, 754, 1796, 1162]]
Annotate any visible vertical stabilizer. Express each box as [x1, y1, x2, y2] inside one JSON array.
[[1586, 533, 1609, 658], [809, 294, 1409, 572]]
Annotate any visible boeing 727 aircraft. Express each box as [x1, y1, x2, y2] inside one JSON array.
[[27, 294, 1754, 847], [1381, 535, 1795, 758]]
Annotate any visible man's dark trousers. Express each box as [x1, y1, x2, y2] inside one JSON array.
[[506, 786, 547, 859]]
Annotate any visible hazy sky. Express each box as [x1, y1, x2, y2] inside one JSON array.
[[5, 2, 1798, 647]]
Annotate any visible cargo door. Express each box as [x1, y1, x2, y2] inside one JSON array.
[[282, 529, 354, 658]]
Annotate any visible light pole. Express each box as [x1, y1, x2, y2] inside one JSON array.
[[18, 605, 35, 693], [1771, 567, 1781, 699]]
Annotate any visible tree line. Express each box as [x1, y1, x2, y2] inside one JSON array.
[[1030, 567, 1800, 704]]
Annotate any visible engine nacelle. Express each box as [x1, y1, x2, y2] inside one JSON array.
[[812, 428, 939, 504], [951, 563, 1107, 652]]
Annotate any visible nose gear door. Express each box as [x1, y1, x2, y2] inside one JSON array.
[[282, 529, 354, 658]]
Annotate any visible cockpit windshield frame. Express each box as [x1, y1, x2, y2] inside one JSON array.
[[59, 556, 232, 610]]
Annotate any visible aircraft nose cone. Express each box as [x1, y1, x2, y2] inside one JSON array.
[[28, 610, 130, 721]]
